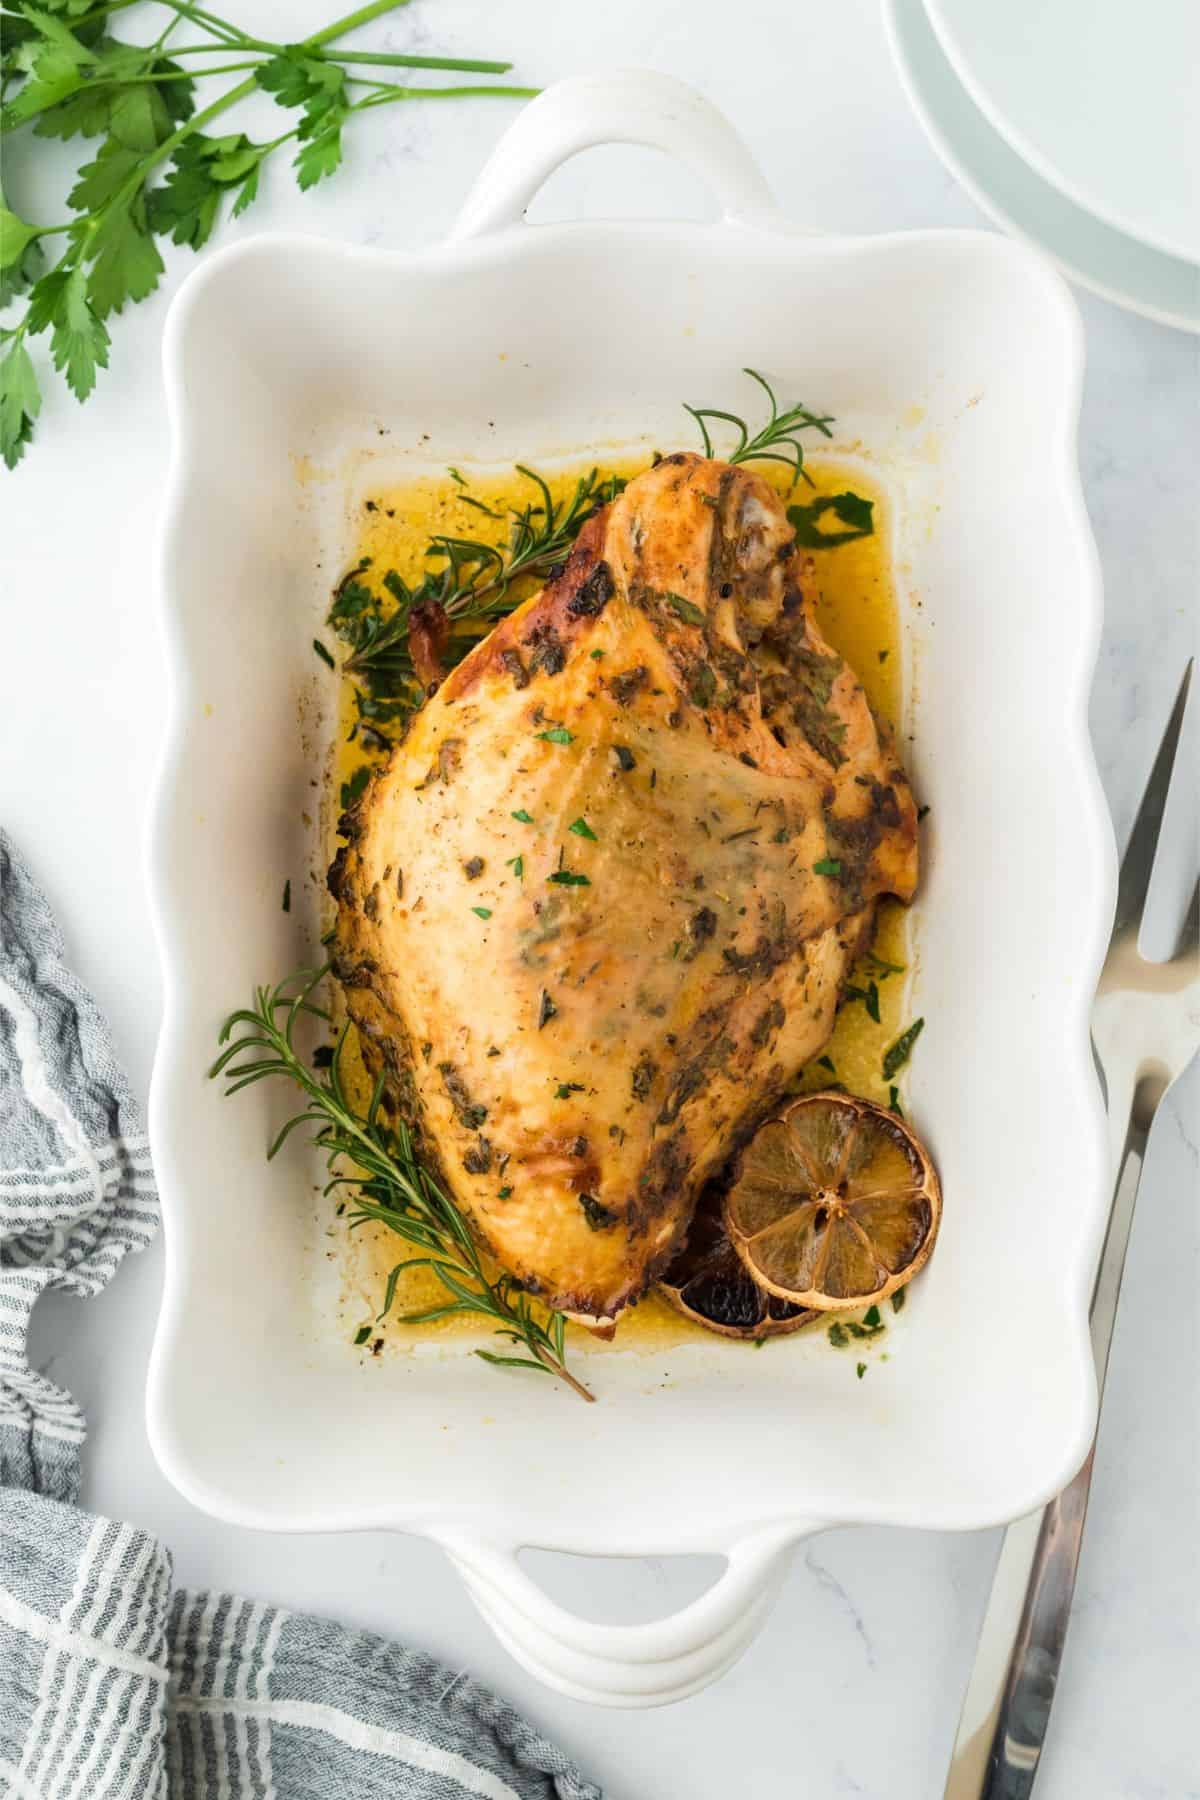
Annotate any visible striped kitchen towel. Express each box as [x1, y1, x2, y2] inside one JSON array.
[[0, 831, 601, 1800]]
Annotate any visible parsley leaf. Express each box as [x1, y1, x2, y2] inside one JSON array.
[[511, 808, 534, 823], [812, 857, 842, 877], [28, 263, 109, 400], [568, 817, 597, 841], [0, 338, 41, 470], [295, 123, 343, 192], [535, 727, 573, 746], [787, 491, 875, 548], [547, 870, 590, 887], [83, 194, 164, 317], [470, 906, 492, 920], [882, 1018, 924, 1081]]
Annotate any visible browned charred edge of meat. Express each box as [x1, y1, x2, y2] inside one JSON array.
[[439, 510, 611, 706]]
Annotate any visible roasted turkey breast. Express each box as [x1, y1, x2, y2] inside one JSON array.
[[330, 453, 917, 1324]]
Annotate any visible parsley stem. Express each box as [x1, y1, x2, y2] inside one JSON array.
[[349, 84, 538, 109], [306, 0, 413, 45], [158, 0, 248, 46], [328, 50, 514, 72]]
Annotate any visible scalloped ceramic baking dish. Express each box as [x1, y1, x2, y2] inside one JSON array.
[[147, 70, 1115, 1707]]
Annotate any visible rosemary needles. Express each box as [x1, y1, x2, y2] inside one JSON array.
[[684, 367, 834, 486], [210, 967, 593, 1402]]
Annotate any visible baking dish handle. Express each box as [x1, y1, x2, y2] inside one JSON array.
[[449, 70, 779, 242], [438, 1524, 810, 1707]]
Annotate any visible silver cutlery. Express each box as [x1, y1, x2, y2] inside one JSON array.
[[945, 661, 1199, 1799]]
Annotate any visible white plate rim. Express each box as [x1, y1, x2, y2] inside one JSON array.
[[884, 0, 1200, 335], [924, 0, 1200, 268]]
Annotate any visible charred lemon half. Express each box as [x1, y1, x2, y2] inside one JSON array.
[[724, 1092, 940, 1311], [658, 1192, 817, 1340]]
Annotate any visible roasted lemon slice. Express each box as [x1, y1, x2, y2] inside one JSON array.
[[659, 1193, 817, 1340], [723, 1092, 940, 1310]]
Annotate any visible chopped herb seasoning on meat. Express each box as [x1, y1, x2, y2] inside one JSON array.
[[567, 561, 614, 618], [438, 1064, 487, 1131], [631, 1056, 657, 1100], [610, 665, 649, 706], [579, 1194, 617, 1231]]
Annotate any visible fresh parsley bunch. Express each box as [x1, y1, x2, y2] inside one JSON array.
[[0, 0, 532, 470]]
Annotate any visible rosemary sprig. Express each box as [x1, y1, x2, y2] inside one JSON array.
[[683, 367, 834, 487], [333, 463, 624, 692], [209, 967, 593, 1402]]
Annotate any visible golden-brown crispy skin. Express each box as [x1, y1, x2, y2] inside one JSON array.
[[330, 454, 917, 1322]]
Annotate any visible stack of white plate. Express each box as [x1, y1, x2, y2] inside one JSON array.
[[884, 0, 1200, 332]]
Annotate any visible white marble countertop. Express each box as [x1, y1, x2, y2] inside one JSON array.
[[4, 2, 1197, 1794]]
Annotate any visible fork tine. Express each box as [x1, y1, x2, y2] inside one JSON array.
[[1114, 660, 1194, 935]]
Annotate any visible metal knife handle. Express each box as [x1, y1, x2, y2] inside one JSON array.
[[945, 1100, 1151, 1799]]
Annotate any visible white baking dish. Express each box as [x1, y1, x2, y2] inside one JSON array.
[[147, 71, 1115, 1707]]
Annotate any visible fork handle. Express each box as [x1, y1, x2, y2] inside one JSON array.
[[944, 1101, 1151, 1799]]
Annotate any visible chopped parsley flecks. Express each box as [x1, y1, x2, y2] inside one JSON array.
[[511, 809, 534, 824], [313, 638, 335, 668], [536, 727, 573, 746], [340, 765, 370, 810], [568, 817, 598, 841], [353, 1325, 371, 1346], [470, 906, 492, 920], [547, 870, 590, 887], [883, 1018, 924, 1080], [666, 592, 705, 626], [506, 854, 524, 878], [554, 1081, 585, 1100], [787, 490, 875, 548], [812, 857, 842, 877]]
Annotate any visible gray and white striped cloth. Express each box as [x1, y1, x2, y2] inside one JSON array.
[[0, 832, 601, 1800]]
